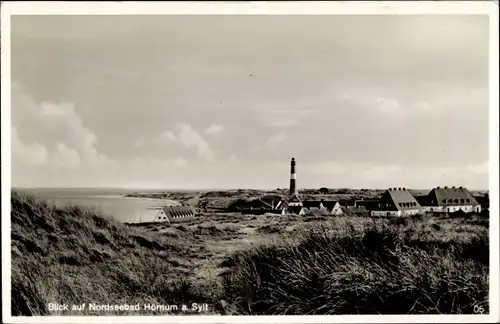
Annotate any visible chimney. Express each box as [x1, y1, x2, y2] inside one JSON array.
[[289, 157, 297, 195]]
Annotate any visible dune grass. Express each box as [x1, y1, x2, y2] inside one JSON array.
[[10, 192, 489, 316], [10, 192, 218, 316], [220, 218, 489, 315]]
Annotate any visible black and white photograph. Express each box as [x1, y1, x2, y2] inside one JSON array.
[[1, 2, 499, 323]]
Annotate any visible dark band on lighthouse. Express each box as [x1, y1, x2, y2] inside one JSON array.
[[289, 157, 297, 195]]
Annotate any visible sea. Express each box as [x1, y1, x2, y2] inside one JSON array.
[[13, 188, 180, 223]]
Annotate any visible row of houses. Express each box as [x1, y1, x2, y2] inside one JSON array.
[[351, 186, 482, 217], [240, 186, 483, 217], [140, 186, 484, 223], [238, 193, 356, 216]]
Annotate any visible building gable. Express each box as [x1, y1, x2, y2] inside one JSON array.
[[428, 186, 479, 206], [160, 206, 196, 222], [379, 188, 421, 211]]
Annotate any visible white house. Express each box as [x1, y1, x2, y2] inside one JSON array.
[[321, 200, 343, 216], [370, 188, 423, 217], [142, 206, 196, 223], [419, 186, 481, 214]]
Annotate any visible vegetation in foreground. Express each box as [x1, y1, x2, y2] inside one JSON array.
[[11, 192, 489, 315], [11, 192, 217, 316], [221, 221, 488, 314]]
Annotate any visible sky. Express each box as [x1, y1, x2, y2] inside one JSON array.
[[10, 15, 490, 190]]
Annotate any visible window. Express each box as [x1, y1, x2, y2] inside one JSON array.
[[466, 199, 470, 203], [442, 199, 446, 204], [454, 199, 459, 204], [460, 199, 464, 204], [448, 199, 453, 204]]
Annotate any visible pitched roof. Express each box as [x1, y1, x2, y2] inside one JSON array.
[[288, 205, 304, 214], [303, 200, 323, 208], [379, 188, 422, 211], [161, 206, 196, 217], [321, 200, 340, 209], [354, 200, 380, 211], [414, 195, 430, 205], [288, 194, 302, 203], [427, 187, 479, 206], [259, 195, 283, 208]]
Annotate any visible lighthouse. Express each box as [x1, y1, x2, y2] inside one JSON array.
[[289, 157, 297, 195]]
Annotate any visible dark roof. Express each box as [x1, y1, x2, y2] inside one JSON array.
[[379, 188, 422, 211], [303, 200, 323, 208], [355, 199, 380, 209], [475, 195, 489, 208], [321, 200, 340, 210], [288, 194, 302, 203], [259, 194, 283, 206], [414, 195, 430, 205], [161, 206, 196, 218], [288, 206, 304, 214], [427, 187, 479, 206]]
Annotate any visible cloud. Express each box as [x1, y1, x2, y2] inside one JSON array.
[[11, 83, 112, 169], [228, 154, 238, 163], [177, 123, 216, 161], [52, 143, 81, 169], [204, 124, 224, 135], [11, 127, 49, 167], [160, 122, 216, 161], [266, 131, 287, 148], [160, 131, 177, 142]]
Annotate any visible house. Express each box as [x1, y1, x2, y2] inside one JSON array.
[[420, 186, 481, 214], [259, 194, 285, 210], [240, 195, 287, 215], [354, 199, 380, 209], [303, 200, 323, 212], [321, 200, 343, 215], [475, 193, 489, 213], [287, 193, 303, 207], [287, 205, 305, 215], [370, 188, 423, 217], [142, 205, 196, 223]]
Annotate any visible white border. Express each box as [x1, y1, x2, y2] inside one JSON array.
[[1, 1, 499, 323]]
